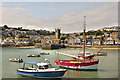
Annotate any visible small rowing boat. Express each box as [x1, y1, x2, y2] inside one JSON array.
[[93, 52, 107, 56], [9, 58, 23, 62], [39, 52, 49, 55], [27, 54, 41, 57]]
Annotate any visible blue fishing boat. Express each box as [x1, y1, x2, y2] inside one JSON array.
[[17, 62, 67, 78]]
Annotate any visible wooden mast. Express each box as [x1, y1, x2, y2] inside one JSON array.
[[83, 16, 86, 58]]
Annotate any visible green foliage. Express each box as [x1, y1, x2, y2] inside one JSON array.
[[60, 36, 66, 40], [74, 33, 79, 37], [37, 30, 55, 35], [103, 30, 118, 33], [9, 32, 13, 36], [2, 27, 5, 31], [65, 34, 70, 38], [50, 31, 55, 35], [86, 31, 95, 35], [84, 30, 104, 36], [21, 29, 30, 31], [19, 35, 29, 38], [3, 25, 9, 29], [95, 30, 104, 36], [80, 33, 83, 35], [80, 32, 88, 35], [18, 27, 22, 30], [109, 30, 118, 33]]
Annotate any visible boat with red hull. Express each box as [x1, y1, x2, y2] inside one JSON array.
[[55, 59, 99, 71], [54, 16, 101, 71]]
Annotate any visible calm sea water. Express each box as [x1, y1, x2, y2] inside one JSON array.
[[2, 48, 118, 78]]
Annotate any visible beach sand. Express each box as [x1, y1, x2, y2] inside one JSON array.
[[14, 46, 35, 49]]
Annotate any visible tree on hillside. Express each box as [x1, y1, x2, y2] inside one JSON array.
[[80, 33, 83, 35], [74, 33, 79, 37], [95, 30, 104, 36], [3, 25, 9, 29], [50, 31, 55, 35], [60, 36, 66, 40], [19, 35, 29, 38], [18, 27, 23, 30], [66, 34, 70, 37]]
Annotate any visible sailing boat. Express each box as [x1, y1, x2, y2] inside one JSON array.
[[55, 16, 99, 71]]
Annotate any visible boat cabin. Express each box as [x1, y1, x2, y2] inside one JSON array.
[[79, 52, 91, 57], [23, 62, 52, 70]]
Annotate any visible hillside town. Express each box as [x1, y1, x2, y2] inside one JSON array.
[[0, 25, 120, 49]]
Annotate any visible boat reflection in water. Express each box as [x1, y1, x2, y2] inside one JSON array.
[[17, 61, 67, 78]]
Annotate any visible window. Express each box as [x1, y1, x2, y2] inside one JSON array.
[[39, 66, 45, 69], [44, 65, 49, 69]]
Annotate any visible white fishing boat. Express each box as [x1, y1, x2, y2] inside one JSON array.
[[17, 61, 67, 78]]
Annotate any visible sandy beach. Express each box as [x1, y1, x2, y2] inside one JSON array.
[[14, 46, 35, 49], [87, 47, 120, 50], [66, 46, 120, 50], [2, 45, 120, 50]]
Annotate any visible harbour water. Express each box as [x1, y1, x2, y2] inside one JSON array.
[[2, 48, 118, 78]]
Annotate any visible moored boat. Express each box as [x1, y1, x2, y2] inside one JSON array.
[[9, 58, 23, 62], [94, 52, 107, 56], [17, 62, 67, 78], [55, 16, 100, 71], [55, 59, 99, 71], [27, 54, 41, 57], [39, 52, 49, 55]]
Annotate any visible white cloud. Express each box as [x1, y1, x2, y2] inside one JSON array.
[[2, 2, 118, 33], [54, 2, 118, 32]]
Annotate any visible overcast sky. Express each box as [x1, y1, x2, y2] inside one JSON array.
[[1, 2, 118, 33]]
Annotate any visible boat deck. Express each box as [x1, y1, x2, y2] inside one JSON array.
[[58, 59, 98, 63]]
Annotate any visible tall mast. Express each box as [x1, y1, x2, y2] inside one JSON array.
[[83, 16, 86, 57]]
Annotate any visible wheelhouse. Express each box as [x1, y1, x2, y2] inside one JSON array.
[[22, 62, 52, 70]]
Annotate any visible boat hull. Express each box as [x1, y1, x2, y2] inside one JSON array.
[[9, 60, 23, 62], [17, 70, 66, 78], [59, 64, 98, 71], [9, 59, 23, 62], [55, 59, 99, 71]]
